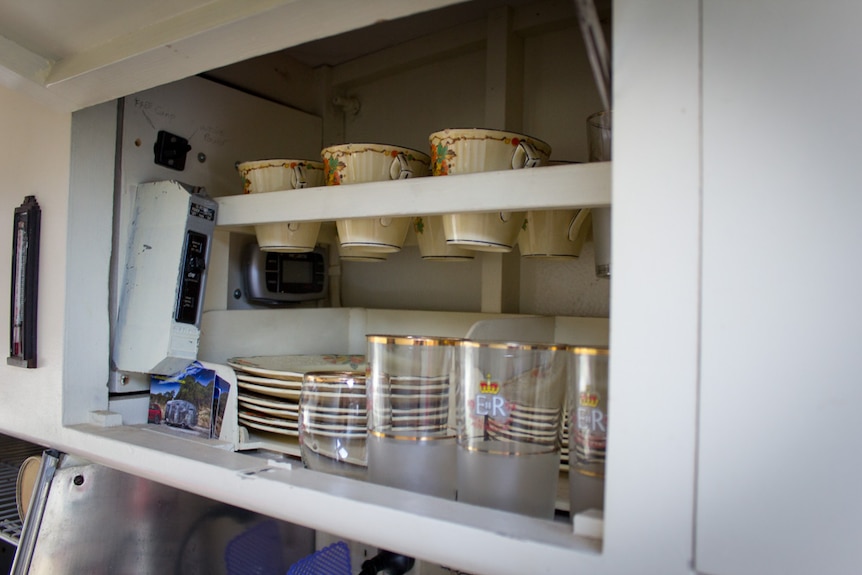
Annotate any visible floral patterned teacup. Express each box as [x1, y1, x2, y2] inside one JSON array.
[[322, 143, 430, 253], [429, 128, 551, 252], [429, 128, 551, 176], [237, 159, 325, 252]]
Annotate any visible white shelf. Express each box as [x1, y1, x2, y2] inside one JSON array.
[[61, 422, 602, 575], [215, 162, 611, 230]]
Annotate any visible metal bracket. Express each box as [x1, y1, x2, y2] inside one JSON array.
[[153, 130, 191, 171]]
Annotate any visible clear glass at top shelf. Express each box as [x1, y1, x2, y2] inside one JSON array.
[[215, 162, 610, 230]]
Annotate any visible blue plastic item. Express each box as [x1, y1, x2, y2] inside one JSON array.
[[225, 520, 285, 575], [287, 541, 352, 575]]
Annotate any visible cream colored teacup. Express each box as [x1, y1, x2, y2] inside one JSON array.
[[237, 159, 325, 253], [430, 128, 551, 252], [337, 217, 411, 253], [519, 208, 591, 259], [337, 243, 390, 262], [429, 128, 551, 175], [413, 216, 474, 261], [323, 143, 430, 253], [441, 211, 526, 253]]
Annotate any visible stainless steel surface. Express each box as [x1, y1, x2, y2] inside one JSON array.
[[22, 457, 314, 575], [0, 434, 45, 546], [10, 450, 58, 575]]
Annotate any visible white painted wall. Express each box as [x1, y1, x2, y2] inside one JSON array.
[[0, 84, 71, 444], [335, 20, 611, 317], [522, 23, 605, 163], [519, 22, 611, 318]]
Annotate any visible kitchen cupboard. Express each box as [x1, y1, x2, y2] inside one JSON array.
[[696, 2, 862, 575], [0, 0, 859, 574]]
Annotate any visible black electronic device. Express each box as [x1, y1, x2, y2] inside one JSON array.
[[243, 243, 328, 304]]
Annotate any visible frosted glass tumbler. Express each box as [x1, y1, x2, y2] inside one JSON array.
[[366, 335, 460, 499], [455, 340, 566, 519], [567, 346, 609, 516]]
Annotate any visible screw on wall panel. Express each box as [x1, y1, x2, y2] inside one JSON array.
[[233, 289, 242, 300], [198, 153, 207, 163]]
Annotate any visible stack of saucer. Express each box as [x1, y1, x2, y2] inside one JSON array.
[[227, 354, 366, 447]]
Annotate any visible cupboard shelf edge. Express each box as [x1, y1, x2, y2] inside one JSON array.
[[215, 162, 611, 229]]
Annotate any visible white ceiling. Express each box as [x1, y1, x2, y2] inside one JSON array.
[[0, 0, 217, 61], [0, 0, 553, 67], [0, 0, 607, 111], [0, 0, 470, 110]]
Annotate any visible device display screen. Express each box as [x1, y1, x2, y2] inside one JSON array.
[[281, 259, 313, 287], [244, 244, 327, 304]]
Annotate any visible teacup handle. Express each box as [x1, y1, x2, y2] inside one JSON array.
[[511, 141, 543, 169], [287, 222, 301, 232], [291, 164, 308, 189], [567, 208, 591, 241], [390, 153, 414, 180], [499, 211, 511, 223], [379, 217, 392, 227]]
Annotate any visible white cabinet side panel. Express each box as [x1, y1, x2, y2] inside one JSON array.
[[63, 102, 116, 424], [698, 1, 862, 574], [605, 1, 701, 574]]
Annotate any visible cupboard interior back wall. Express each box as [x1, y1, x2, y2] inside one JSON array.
[[313, 14, 610, 315]]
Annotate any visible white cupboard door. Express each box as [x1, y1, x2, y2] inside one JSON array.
[[698, 1, 862, 574]]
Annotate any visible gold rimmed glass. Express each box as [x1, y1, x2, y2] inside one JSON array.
[[299, 370, 367, 481], [366, 334, 461, 499], [455, 340, 567, 519], [567, 345, 610, 517]]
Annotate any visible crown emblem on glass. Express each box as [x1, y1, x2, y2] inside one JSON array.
[[479, 376, 500, 395], [579, 390, 600, 408]]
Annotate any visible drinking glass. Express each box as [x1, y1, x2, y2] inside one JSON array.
[[299, 371, 367, 480], [455, 340, 566, 519], [587, 110, 612, 279], [366, 335, 460, 499], [567, 346, 610, 516]]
